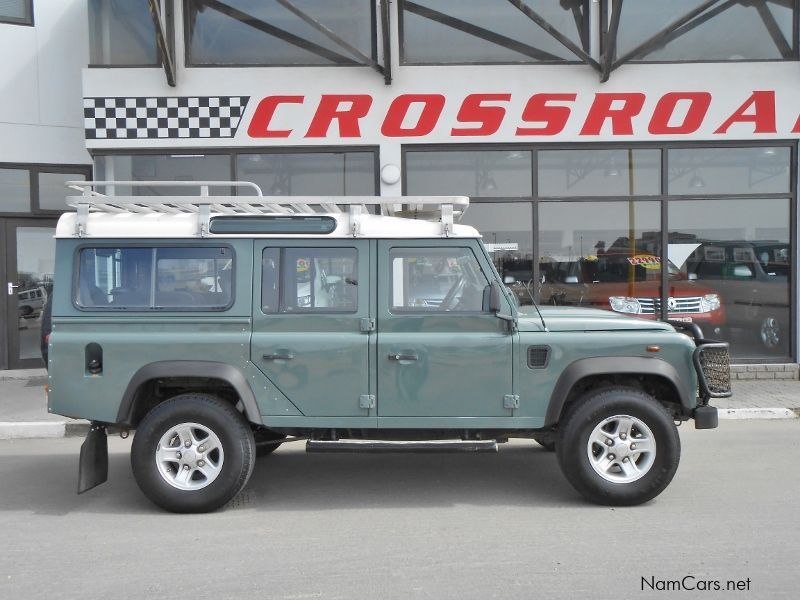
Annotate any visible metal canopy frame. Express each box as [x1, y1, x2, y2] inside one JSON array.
[[147, 0, 176, 87], [65, 181, 469, 239], [600, 0, 797, 81], [190, 0, 390, 81], [403, 0, 591, 64]]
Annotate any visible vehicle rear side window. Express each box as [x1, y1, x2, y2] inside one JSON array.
[[389, 247, 489, 312], [260, 247, 358, 314], [76, 247, 234, 310]]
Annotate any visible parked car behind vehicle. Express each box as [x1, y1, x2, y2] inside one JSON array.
[[687, 241, 790, 354], [539, 248, 726, 338]]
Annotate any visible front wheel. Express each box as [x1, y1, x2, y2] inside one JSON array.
[[556, 387, 680, 506], [131, 393, 256, 513]]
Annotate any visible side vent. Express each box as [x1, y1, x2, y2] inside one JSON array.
[[527, 345, 550, 369]]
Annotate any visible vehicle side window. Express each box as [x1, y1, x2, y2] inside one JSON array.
[[261, 248, 280, 313], [280, 248, 358, 313], [76, 247, 233, 310], [390, 247, 489, 312]]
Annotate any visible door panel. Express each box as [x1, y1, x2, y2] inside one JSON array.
[[4, 219, 57, 369], [377, 241, 514, 418], [251, 240, 372, 417]]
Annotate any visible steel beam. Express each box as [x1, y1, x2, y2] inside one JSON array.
[[147, 0, 176, 87]]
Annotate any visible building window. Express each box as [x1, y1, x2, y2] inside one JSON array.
[[400, 0, 589, 64], [235, 151, 377, 195], [89, 0, 160, 66], [94, 150, 378, 198], [608, 0, 798, 62], [0, 168, 31, 212], [0, 0, 33, 26], [94, 154, 232, 195], [404, 149, 532, 197], [36, 172, 88, 212], [538, 149, 661, 197], [404, 143, 795, 361], [667, 147, 791, 196], [185, 0, 376, 66]]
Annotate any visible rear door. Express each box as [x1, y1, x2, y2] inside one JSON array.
[[251, 240, 373, 417]]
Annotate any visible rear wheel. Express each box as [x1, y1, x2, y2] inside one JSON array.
[[556, 387, 680, 506], [131, 393, 256, 513]]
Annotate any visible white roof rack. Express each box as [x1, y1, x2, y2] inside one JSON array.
[[65, 181, 470, 239]]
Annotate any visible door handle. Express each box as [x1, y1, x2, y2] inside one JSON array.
[[262, 353, 294, 360], [388, 353, 418, 361], [7, 283, 19, 296]]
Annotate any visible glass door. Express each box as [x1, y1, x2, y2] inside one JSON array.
[[4, 219, 57, 369]]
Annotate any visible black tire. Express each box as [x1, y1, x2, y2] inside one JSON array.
[[254, 428, 286, 457], [756, 315, 785, 354], [533, 436, 556, 452], [556, 387, 680, 506], [131, 393, 256, 513]]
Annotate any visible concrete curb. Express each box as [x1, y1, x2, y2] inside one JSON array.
[[717, 407, 799, 420], [0, 409, 797, 440], [0, 421, 90, 440]]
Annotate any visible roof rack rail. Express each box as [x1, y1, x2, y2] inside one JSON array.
[[65, 181, 469, 238]]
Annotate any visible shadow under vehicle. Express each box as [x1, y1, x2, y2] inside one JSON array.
[[538, 249, 726, 339], [686, 241, 790, 355]]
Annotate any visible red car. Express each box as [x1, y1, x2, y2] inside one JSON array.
[[539, 252, 726, 337]]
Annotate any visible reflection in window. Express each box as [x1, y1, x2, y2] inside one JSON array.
[[401, 0, 588, 64], [390, 247, 489, 312], [186, 0, 374, 66], [669, 198, 790, 359], [236, 152, 376, 196], [89, 0, 159, 65], [94, 154, 232, 196], [539, 201, 669, 318], [281, 248, 358, 312], [77, 247, 234, 310], [613, 0, 796, 62], [538, 149, 661, 197], [668, 147, 791, 195], [405, 150, 532, 197], [460, 202, 535, 305]]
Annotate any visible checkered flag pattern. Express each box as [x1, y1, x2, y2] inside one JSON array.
[[84, 96, 250, 140]]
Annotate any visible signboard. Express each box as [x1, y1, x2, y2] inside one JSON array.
[[83, 62, 800, 148]]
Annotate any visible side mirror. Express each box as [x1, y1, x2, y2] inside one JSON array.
[[688, 273, 698, 281], [503, 276, 516, 284], [564, 275, 579, 284], [490, 281, 503, 313]]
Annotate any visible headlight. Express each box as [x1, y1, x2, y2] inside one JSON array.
[[700, 293, 721, 312], [609, 296, 642, 314]]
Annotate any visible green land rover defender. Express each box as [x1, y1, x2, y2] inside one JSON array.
[[47, 181, 730, 513]]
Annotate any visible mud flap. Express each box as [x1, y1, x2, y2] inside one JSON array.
[[78, 423, 108, 494]]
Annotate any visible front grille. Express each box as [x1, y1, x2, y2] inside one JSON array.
[[637, 296, 703, 315], [527, 345, 550, 369], [695, 344, 732, 399]]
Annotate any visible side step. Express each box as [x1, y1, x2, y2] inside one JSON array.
[[306, 439, 498, 453]]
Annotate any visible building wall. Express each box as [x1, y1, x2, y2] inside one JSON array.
[[0, 0, 90, 165]]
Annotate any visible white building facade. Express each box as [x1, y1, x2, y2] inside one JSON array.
[[1, 0, 798, 369]]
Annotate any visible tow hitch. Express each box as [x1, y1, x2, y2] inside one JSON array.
[[78, 422, 108, 494]]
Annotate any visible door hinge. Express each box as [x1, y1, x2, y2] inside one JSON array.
[[503, 394, 520, 409], [359, 318, 375, 333], [359, 394, 375, 409]]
